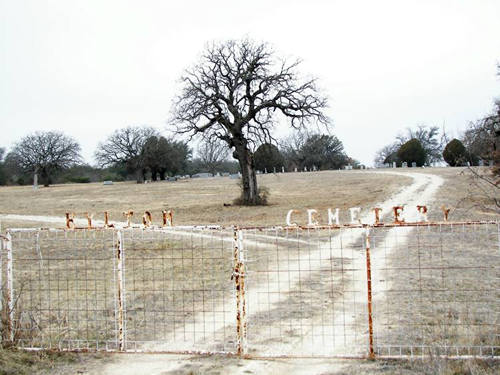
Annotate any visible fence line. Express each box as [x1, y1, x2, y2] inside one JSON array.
[[0, 222, 498, 358]]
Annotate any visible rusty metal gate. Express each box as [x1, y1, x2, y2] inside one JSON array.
[[1, 222, 499, 358]]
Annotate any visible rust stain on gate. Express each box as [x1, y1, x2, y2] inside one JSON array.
[[365, 228, 375, 359], [233, 228, 247, 356], [115, 231, 125, 351]]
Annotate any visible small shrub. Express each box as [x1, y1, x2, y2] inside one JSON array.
[[102, 174, 125, 182], [233, 183, 270, 206], [66, 176, 91, 183]]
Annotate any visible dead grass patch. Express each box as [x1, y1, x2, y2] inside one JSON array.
[[0, 171, 410, 227]]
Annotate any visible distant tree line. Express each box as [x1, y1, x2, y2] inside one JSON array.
[[0, 126, 354, 186], [252, 131, 357, 172], [374, 110, 499, 168]]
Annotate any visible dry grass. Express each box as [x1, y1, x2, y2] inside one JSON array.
[[395, 166, 498, 221], [0, 348, 108, 375], [0, 170, 410, 228]]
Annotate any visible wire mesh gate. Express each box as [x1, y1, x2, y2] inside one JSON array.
[[1, 223, 499, 358]]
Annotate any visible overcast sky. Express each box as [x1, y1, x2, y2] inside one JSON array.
[[1, 0, 499, 166]]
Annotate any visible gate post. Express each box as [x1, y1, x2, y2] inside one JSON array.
[[365, 228, 375, 359], [0, 235, 3, 335], [233, 228, 247, 356], [5, 232, 14, 343], [115, 230, 126, 351]]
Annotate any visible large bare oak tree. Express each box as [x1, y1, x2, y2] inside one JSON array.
[[171, 40, 329, 205], [9, 131, 81, 186]]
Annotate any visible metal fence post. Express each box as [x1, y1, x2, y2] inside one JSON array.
[[365, 228, 375, 359], [0, 235, 3, 334], [238, 229, 247, 353], [233, 228, 247, 356], [115, 230, 126, 351], [6, 232, 14, 343]]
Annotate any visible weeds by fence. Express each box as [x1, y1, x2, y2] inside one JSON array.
[[0, 223, 498, 359]]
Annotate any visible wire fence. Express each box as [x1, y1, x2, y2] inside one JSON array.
[[0, 223, 498, 358]]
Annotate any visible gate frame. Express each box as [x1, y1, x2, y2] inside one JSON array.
[[1, 221, 498, 360]]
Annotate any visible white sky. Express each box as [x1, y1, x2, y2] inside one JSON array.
[[1, 0, 499, 166]]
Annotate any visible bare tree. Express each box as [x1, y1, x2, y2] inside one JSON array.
[[462, 101, 500, 163], [462, 167, 499, 214], [373, 142, 400, 167], [171, 39, 329, 205], [280, 130, 308, 170], [460, 64, 499, 213], [95, 126, 158, 182], [197, 138, 229, 175], [9, 131, 81, 186]]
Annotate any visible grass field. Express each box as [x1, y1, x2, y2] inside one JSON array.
[[0, 167, 499, 375], [0, 170, 411, 228]]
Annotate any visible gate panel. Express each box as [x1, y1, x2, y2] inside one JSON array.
[[370, 223, 500, 357], [6, 230, 117, 350], [243, 227, 369, 357], [121, 228, 236, 353]]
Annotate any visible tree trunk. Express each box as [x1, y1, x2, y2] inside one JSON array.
[[234, 143, 259, 205], [134, 169, 144, 183], [41, 168, 51, 187], [151, 168, 158, 181]]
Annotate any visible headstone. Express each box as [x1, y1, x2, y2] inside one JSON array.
[[392, 162, 396, 168], [304, 166, 307, 172], [273, 167, 276, 174], [222, 172, 230, 177], [294, 167, 298, 173], [411, 162, 417, 168], [478, 160, 484, 167], [229, 173, 240, 179], [466, 161, 471, 167], [402, 162, 408, 168], [489, 160, 494, 167], [33, 173, 38, 190], [281, 166, 285, 173], [313, 165, 317, 171], [264, 168, 267, 174], [167, 177, 177, 182], [103, 180, 113, 185], [192, 173, 212, 178]]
